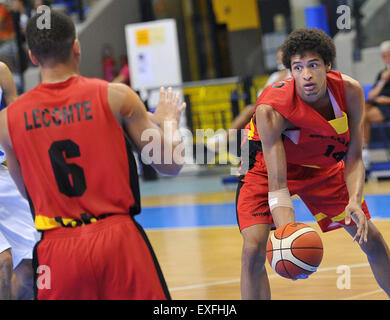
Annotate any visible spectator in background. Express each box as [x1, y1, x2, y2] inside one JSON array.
[[0, 0, 14, 69], [33, 0, 51, 13], [112, 55, 131, 87], [0, 0, 28, 92], [0, 0, 14, 45], [363, 41, 390, 167], [12, 0, 28, 31]]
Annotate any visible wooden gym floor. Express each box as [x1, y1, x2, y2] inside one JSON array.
[[136, 170, 390, 300]]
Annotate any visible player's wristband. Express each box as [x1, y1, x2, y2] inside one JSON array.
[[268, 187, 293, 211]]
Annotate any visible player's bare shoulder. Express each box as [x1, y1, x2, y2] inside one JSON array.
[[341, 73, 364, 101], [256, 104, 292, 134], [107, 83, 141, 119], [340, 73, 365, 118]]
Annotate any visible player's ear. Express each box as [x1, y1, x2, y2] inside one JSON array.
[[326, 63, 332, 73], [73, 39, 81, 57], [28, 50, 39, 66]]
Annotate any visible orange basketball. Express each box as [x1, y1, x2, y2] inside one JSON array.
[[266, 222, 323, 280]]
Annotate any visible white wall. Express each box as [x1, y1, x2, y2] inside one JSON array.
[[289, 0, 320, 29], [334, 31, 384, 86]]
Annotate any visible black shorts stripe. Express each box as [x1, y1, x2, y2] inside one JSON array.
[[235, 175, 245, 230], [25, 187, 36, 222], [239, 139, 262, 175], [131, 216, 171, 300], [123, 132, 141, 216], [32, 233, 44, 300]]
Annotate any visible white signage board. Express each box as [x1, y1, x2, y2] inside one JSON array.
[[125, 19, 182, 99]]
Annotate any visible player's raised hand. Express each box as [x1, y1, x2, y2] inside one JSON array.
[[151, 87, 186, 126], [345, 202, 368, 244]]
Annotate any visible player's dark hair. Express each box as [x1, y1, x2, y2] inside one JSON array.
[[26, 10, 76, 66], [281, 28, 336, 69]]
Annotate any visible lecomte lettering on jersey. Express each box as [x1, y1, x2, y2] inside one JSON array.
[[24, 101, 93, 131]]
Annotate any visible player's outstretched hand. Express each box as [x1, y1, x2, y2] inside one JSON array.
[[345, 202, 368, 244], [151, 87, 186, 126]]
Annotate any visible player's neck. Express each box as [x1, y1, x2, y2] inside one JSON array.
[[40, 61, 80, 84]]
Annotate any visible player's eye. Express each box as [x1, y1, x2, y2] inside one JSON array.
[[294, 65, 302, 71]]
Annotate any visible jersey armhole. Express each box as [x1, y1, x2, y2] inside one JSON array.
[[100, 82, 125, 136]]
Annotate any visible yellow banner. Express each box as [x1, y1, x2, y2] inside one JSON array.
[[212, 0, 260, 31]]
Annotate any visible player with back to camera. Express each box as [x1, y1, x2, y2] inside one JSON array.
[[0, 10, 186, 299], [236, 28, 390, 299]]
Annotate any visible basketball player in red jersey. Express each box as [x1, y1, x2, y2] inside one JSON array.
[[236, 28, 390, 299], [0, 11, 186, 299]]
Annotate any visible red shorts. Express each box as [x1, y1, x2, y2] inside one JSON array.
[[236, 154, 371, 233], [33, 214, 170, 300]]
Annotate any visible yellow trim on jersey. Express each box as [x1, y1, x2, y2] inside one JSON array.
[[328, 112, 348, 135], [313, 212, 327, 222], [35, 215, 73, 230], [313, 198, 365, 223], [331, 212, 346, 222], [248, 118, 255, 140], [35, 214, 99, 230], [314, 211, 346, 223]]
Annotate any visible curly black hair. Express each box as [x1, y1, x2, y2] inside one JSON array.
[[281, 28, 336, 69]]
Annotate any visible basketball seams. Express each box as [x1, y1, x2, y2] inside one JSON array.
[[289, 228, 323, 270], [267, 223, 324, 279], [282, 227, 317, 247], [290, 248, 323, 268], [269, 233, 281, 271], [281, 248, 318, 272], [280, 223, 294, 279]]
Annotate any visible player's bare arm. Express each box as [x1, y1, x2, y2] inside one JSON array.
[[256, 104, 295, 227], [0, 63, 23, 194], [0, 62, 18, 169], [0, 62, 18, 106], [343, 74, 368, 244], [0, 110, 26, 199], [108, 83, 185, 176]]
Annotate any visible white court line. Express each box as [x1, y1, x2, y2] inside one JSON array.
[[170, 279, 240, 292], [170, 263, 370, 292], [146, 225, 238, 232], [342, 289, 384, 300], [311, 274, 373, 279]]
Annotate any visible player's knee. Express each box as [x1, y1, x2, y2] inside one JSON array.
[[242, 240, 267, 268]]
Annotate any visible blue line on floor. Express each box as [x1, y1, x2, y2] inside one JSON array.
[[135, 194, 390, 229]]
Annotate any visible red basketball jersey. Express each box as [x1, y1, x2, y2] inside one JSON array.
[[7, 76, 140, 230], [244, 70, 349, 168]]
